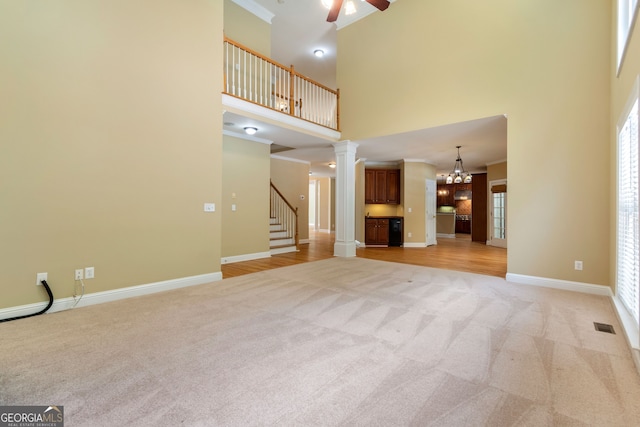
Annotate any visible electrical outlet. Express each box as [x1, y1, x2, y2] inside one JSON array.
[[204, 203, 215, 212], [408, 232, 412, 238], [574, 260, 583, 271], [36, 272, 47, 286], [75, 269, 84, 280], [85, 266, 95, 279]]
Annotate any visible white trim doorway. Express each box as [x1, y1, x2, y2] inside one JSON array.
[[426, 179, 437, 246], [488, 179, 507, 248], [309, 179, 319, 231]]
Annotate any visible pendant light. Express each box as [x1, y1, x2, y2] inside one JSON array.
[[446, 145, 472, 184]]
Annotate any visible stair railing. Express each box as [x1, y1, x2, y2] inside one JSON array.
[[223, 36, 340, 131], [270, 181, 299, 250]]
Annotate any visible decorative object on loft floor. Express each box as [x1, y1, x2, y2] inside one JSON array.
[[446, 145, 472, 184]]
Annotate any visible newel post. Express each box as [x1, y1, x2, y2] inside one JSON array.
[[289, 65, 295, 116]]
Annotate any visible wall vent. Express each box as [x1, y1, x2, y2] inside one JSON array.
[[593, 322, 615, 334]]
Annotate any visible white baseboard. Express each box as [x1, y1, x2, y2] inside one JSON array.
[[505, 274, 640, 373], [270, 246, 298, 255], [299, 239, 310, 244], [0, 272, 222, 321], [505, 273, 612, 296], [404, 242, 427, 248], [437, 233, 456, 239], [610, 296, 640, 375], [221, 251, 271, 264]]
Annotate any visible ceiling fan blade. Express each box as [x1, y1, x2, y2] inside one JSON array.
[[365, 0, 390, 11], [327, 0, 344, 22]]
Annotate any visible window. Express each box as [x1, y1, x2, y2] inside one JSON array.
[[489, 181, 507, 248], [493, 193, 506, 239], [617, 0, 639, 73], [617, 79, 640, 325]]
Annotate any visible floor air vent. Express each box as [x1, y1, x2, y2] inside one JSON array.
[[593, 322, 615, 334]]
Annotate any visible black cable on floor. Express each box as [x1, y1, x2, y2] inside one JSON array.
[[0, 280, 54, 323]]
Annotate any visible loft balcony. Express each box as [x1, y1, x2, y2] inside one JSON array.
[[223, 37, 340, 133]]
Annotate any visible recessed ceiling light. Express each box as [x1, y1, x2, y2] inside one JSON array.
[[314, 49, 324, 58], [224, 122, 235, 126], [328, 162, 336, 168], [244, 127, 258, 135]]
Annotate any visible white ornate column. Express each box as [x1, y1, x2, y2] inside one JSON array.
[[333, 141, 359, 257]]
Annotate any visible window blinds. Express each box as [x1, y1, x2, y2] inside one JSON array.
[[617, 99, 640, 324]]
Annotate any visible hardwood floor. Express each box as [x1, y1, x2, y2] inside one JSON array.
[[221, 231, 507, 279]]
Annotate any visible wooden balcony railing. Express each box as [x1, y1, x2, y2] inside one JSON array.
[[270, 181, 299, 250], [223, 36, 340, 131]]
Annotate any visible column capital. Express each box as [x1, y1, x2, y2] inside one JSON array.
[[333, 140, 359, 154]]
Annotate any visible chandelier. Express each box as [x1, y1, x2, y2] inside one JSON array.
[[446, 145, 472, 184]]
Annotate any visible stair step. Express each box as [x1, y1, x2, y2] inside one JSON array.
[[270, 237, 294, 247], [270, 230, 290, 239]]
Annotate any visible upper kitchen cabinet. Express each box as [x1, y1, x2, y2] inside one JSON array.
[[437, 184, 454, 206], [365, 169, 401, 204]]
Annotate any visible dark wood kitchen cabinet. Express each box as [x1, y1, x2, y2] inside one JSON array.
[[437, 184, 454, 206], [365, 218, 389, 246], [471, 173, 488, 242], [455, 218, 471, 234], [365, 169, 400, 204]]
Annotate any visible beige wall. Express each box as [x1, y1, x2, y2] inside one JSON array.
[[355, 161, 366, 243], [222, 135, 270, 258], [338, 0, 611, 285], [487, 162, 508, 183], [223, 0, 271, 56], [316, 177, 332, 232], [271, 157, 310, 242], [0, 1, 223, 309], [403, 162, 436, 245]]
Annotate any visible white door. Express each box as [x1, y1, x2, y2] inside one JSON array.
[[426, 179, 437, 246], [309, 180, 318, 230], [490, 180, 507, 248]]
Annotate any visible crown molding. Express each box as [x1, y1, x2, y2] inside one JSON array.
[[270, 154, 310, 165], [231, 0, 275, 24]]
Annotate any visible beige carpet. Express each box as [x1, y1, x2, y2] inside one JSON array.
[[1, 258, 640, 426]]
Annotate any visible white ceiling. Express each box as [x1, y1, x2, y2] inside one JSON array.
[[226, 0, 508, 178]]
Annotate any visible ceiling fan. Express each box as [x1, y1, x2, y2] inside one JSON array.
[[327, 0, 391, 23]]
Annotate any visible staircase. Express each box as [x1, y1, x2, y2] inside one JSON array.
[[270, 181, 299, 254]]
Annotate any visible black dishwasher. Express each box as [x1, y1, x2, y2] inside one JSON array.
[[388, 218, 403, 247]]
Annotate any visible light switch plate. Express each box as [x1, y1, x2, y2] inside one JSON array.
[[85, 266, 95, 279]]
